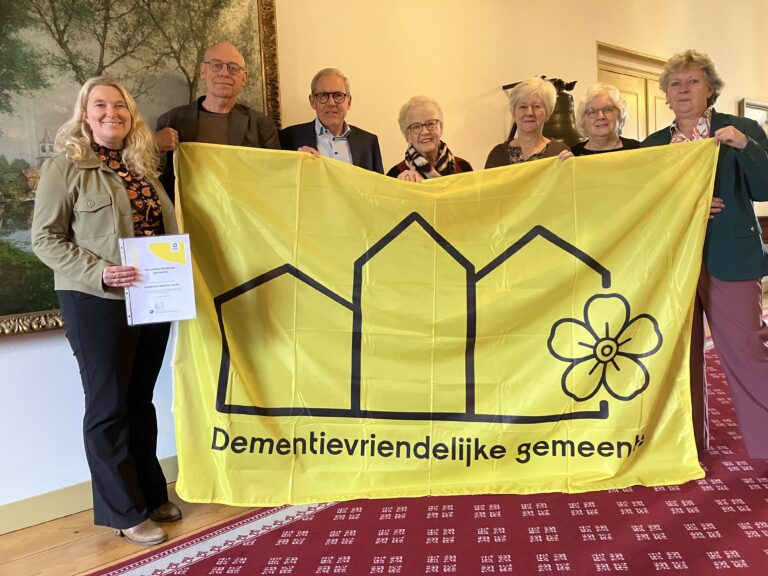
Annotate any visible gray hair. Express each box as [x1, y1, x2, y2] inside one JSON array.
[[576, 82, 629, 136], [311, 67, 351, 95], [659, 49, 724, 107], [397, 96, 444, 136], [508, 77, 557, 119]]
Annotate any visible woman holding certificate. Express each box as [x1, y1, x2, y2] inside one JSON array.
[[32, 77, 181, 546]]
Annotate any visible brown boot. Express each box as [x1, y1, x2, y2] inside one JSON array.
[[149, 501, 183, 523], [116, 518, 168, 546]]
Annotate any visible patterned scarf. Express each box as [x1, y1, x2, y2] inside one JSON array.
[[405, 141, 456, 178], [91, 143, 165, 236]]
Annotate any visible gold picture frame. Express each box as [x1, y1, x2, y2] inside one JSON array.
[[0, 0, 280, 336]]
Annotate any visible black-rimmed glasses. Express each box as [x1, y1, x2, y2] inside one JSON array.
[[406, 119, 441, 134], [313, 92, 348, 104], [204, 60, 246, 75]]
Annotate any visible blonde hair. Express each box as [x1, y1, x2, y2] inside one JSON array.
[[55, 77, 159, 178], [659, 49, 724, 107], [397, 96, 444, 136], [508, 77, 557, 119], [576, 82, 629, 136]]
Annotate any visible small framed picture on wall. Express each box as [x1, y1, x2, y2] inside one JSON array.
[[739, 98, 768, 136]]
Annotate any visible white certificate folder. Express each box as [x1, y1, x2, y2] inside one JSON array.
[[118, 234, 197, 326]]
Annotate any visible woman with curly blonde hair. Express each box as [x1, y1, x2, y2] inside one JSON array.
[[32, 76, 181, 546], [55, 77, 160, 178]]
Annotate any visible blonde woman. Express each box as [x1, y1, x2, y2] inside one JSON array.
[[32, 77, 181, 546], [485, 77, 570, 167]]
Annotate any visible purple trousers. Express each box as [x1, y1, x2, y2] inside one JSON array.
[[690, 266, 768, 459]]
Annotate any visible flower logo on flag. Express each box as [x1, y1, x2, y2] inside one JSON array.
[[547, 293, 662, 401]]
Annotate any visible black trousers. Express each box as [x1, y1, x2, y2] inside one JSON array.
[[58, 290, 170, 529]]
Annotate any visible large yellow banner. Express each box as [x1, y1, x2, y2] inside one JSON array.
[[173, 140, 717, 506]]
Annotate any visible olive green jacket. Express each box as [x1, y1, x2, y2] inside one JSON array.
[[32, 150, 178, 299], [642, 111, 768, 281]]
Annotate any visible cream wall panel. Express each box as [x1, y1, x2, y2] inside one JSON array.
[[276, 0, 768, 182]]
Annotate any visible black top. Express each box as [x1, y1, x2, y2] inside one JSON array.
[[570, 137, 641, 156]]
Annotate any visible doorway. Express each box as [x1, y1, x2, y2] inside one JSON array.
[[596, 42, 674, 140]]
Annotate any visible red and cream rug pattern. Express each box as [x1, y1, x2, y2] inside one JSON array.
[[92, 347, 768, 575]]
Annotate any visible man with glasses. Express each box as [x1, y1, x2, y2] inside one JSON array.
[[279, 68, 383, 173], [155, 41, 280, 202]]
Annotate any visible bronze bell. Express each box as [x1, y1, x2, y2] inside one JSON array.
[[504, 77, 585, 147], [543, 78, 584, 147]]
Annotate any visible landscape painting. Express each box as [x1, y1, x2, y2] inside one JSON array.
[[0, 0, 279, 335]]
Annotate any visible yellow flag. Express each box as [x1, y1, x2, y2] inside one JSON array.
[[173, 140, 717, 506]]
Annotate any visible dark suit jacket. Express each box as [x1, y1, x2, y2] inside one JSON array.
[[156, 96, 281, 202], [278, 120, 384, 174], [642, 110, 768, 280]]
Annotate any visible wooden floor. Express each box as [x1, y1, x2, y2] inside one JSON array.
[[0, 484, 257, 576]]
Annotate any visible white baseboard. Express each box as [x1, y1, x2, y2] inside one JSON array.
[[0, 456, 178, 536]]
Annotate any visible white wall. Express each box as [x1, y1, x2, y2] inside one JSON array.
[[3, 0, 767, 509], [0, 330, 176, 505], [277, 0, 768, 212]]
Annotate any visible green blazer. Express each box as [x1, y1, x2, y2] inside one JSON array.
[[642, 110, 768, 281], [32, 150, 178, 300]]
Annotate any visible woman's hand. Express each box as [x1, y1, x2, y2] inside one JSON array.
[[709, 196, 725, 219], [557, 149, 574, 161], [103, 265, 138, 288], [714, 126, 748, 149], [397, 169, 424, 183]]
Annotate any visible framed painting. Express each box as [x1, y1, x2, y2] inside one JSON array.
[[739, 98, 768, 136], [0, 0, 280, 336]]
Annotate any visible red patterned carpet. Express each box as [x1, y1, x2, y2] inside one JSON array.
[[92, 347, 768, 575]]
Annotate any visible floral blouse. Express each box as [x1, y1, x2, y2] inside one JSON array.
[[92, 143, 165, 236]]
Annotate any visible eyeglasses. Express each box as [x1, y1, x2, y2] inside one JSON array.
[[584, 106, 618, 119], [406, 119, 441, 134], [204, 60, 245, 75], [313, 91, 348, 104]]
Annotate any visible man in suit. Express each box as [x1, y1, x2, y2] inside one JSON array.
[[155, 41, 280, 201], [279, 68, 384, 174]]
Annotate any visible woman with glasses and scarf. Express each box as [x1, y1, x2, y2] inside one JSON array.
[[485, 77, 571, 168], [571, 83, 640, 156], [387, 96, 472, 182]]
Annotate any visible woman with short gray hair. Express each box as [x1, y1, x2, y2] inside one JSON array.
[[571, 83, 639, 155], [485, 77, 570, 168], [387, 95, 472, 182], [643, 48, 768, 459]]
